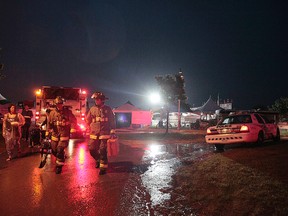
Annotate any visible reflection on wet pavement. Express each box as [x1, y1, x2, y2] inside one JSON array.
[[126, 142, 214, 214], [30, 168, 44, 208], [141, 157, 179, 206], [0, 135, 213, 216]]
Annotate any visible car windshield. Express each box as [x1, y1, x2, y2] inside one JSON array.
[[219, 114, 252, 125]]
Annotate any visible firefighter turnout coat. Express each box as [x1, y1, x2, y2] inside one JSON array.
[[47, 107, 77, 140], [47, 107, 77, 165], [86, 105, 116, 138]]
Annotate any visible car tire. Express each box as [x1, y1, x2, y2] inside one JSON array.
[[214, 144, 224, 151], [256, 131, 264, 145]]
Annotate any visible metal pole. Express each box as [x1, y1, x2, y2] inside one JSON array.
[[177, 99, 181, 130]]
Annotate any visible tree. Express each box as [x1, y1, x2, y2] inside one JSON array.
[[271, 97, 288, 118], [155, 70, 187, 133], [174, 71, 187, 101]]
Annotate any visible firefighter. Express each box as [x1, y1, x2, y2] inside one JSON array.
[[46, 96, 77, 174], [86, 91, 116, 175]]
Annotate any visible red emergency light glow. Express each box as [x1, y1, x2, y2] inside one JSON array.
[[78, 123, 86, 131], [35, 111, 40, 120], [81, 113, 85, 121]]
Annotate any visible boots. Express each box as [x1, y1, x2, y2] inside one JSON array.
[[99, 169, 106, 175], [55, 166, 62, 174], [98, 161, 108, 175]]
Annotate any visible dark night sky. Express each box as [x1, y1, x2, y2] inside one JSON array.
[[0, 0, 287, 110]]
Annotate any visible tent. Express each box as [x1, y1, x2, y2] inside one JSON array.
[[0, 93, 10, 122], [0, 93, 10, 105], [191, 97, 223, 113], [152, 102, 201, 128], [190, 97, 223, 122], [168, 101, 193, 112], [113, 101, 152, 128]]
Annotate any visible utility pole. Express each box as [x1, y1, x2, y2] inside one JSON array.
[[177, 98, 181, 130], [177, 68, 183, 130]]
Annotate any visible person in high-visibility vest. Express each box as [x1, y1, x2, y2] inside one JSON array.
[[46, 96, 77, 174], [86, 91, 116, 175]]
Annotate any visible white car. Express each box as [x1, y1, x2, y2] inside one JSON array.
[[278, 118, 288, 140], [205, 112, 280, 151]]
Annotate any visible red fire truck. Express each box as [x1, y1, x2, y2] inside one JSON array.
[[35, 86, 88, 138]]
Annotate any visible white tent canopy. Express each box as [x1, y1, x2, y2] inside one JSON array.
[[0, 93, 9, 103], [191, 97, 223, 113], [0, 93, 6, 100], [0, 93, 10, 115]]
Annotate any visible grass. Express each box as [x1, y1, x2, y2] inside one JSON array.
[[172, 153, 288, 216]]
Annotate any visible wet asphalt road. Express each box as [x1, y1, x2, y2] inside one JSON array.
[[0, 133, 212, 216]]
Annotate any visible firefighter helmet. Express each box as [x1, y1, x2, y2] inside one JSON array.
[[91, 92, 108, 100], [54, 96, 64, 104]]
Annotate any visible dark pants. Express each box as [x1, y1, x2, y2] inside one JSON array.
[[22, 124, 31, 141], [51, 140, 69, 166], [88, 138, 108, 168]]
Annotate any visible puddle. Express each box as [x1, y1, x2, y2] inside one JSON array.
[[141, 157, 180, 207], [117, 142, 214, 215], [138, 142, 212, 213]]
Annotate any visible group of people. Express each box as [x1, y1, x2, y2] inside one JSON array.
[[2, 91, 116, 175]]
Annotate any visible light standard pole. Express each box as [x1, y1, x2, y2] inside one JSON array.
[[177, 98, 181, 130]]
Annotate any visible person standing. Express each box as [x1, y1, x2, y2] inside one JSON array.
[[21, 104, 33, 143], [2, 104, 25, 161], [86, 91, 116, 175], [46, 96, 77, 174]]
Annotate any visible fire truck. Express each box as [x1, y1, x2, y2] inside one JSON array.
[[35, 86, 88, 138]]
